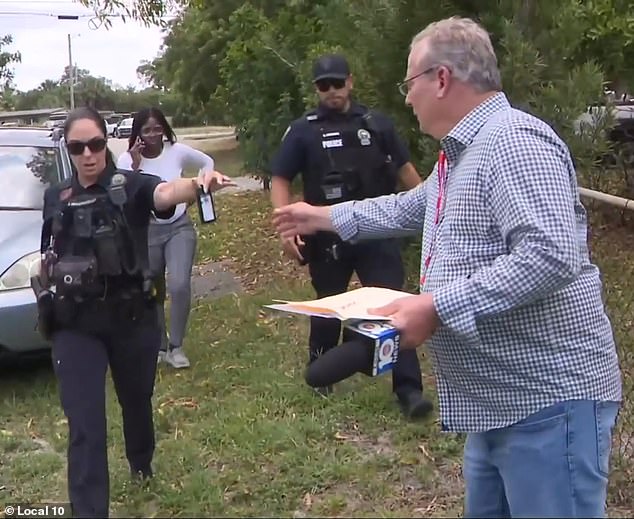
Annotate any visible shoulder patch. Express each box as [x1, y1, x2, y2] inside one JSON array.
[[59, 187, 73, 202], [127, 168, 151, 177], [50, 178, 73, 202], [138, 171, 162, 180]]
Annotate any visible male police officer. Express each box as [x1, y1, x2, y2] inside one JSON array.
[[270, 54, 432, 419]]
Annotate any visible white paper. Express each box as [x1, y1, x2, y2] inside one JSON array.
[[264, 286, 414, 321]]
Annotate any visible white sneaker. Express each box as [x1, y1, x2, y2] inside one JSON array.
[[157, 350, 167, 364], [164, 347, 190, 369]]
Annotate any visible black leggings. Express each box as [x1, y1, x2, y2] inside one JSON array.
[[51, 306, 161, 518]]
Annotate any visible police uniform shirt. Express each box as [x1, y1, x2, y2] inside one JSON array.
[[269, 102, 411, 183], [41, 162, 175, 273]]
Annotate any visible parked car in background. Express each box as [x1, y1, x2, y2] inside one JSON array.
[[106, 120, 117, 137], [114, 117, 133, 139], [105, 113, 127, 137], [44, 118, 65, 130], [575, 99, 634, 167], [0, 126, 72, 359]]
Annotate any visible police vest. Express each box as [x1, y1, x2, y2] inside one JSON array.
[[47, 172, 145, 300], [303, 109, 398, 206]]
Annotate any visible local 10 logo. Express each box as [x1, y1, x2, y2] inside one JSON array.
[[374, 333, 399, 376]]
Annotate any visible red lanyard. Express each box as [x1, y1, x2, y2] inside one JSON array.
[[420, 150, 448, 288]]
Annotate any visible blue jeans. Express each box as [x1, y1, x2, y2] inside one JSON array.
[[464, 400, 620, 518]]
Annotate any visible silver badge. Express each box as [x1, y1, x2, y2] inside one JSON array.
[[357, 129, 371, 146]]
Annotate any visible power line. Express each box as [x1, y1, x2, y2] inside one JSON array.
[[0, 11, 92, 16], [0, 10, 177, 18]]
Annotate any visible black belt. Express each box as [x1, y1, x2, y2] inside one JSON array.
[[54, 290, 155, 331]]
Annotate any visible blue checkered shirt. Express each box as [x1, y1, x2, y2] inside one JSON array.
[[331, 92, 622, 433]]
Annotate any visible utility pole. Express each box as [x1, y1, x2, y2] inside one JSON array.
[[67, 33, 74, 109], [58, 15, 79, 110]]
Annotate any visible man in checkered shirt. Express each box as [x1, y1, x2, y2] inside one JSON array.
[[273, 16, 622, 519]]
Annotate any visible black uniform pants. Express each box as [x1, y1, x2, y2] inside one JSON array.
[[50, 304, 161, 519], [307, 238, 423, 401]]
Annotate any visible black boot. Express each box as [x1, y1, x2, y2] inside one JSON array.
[[399, 390, 434, 420], [130, 467, 153, 483], [312, 385, 334, 397]]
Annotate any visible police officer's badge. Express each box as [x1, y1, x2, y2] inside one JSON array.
[[357, 129, 371, 146]]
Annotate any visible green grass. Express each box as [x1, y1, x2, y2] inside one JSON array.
[[0, 193, 459, 518], [1, 188, 633, 518]]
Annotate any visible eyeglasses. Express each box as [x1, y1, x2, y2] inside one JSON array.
[[315, 78, 346, 92], [67, 137, 107, 156], [397, 66, 438, 96], [141, 125, 164, 137]]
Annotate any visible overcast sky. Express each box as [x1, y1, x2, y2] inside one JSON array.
[[0, 0, 173, 92]]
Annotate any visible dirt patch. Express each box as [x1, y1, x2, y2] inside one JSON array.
[[31, 437, 56, 454], [294, 466, 463, 518], [217, 176, 263, 195], [313, 423, 465, 517], [333, 423, 397, 459], [191, 261, 243, 300], [408, 461, 465, 517]]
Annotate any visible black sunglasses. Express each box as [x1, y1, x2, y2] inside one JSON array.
[[315, 78, 346, 92], [67, 137, 107, 156]]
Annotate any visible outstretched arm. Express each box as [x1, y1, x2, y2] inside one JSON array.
[[153, 172, 236, 211], [273, 179, 429, 243]]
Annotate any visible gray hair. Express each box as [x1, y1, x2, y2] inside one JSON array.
[[410, 16, 502, 93]]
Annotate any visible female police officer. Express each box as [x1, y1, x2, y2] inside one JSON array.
[[36, 107, 235, 518]]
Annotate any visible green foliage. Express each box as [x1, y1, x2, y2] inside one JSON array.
[[212, 0, 617, 180], [216, 3, 324, 177], [5, 64, 179, 114], [0, 34, 21, 91], [74, 0, 183, 27], [496, 13, 612, 173], [572, 0, 634, 93], [130, 0, 633, 192], [0, 85, 18, 110]]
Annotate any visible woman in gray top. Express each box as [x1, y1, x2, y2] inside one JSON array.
[[117, 107, 215, 368]]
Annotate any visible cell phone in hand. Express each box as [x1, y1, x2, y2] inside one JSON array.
[[197, 186, 217, 224]]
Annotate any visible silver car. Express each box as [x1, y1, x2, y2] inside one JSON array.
[[114, 117, 133, 139], [0, 127, 72, 357]]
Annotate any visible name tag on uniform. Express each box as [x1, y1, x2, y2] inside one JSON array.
[[324, 185, 343, 200], [322, 139, 343, 149]]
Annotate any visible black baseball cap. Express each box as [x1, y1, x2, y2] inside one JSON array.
[[312, 54, 350, 82]]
